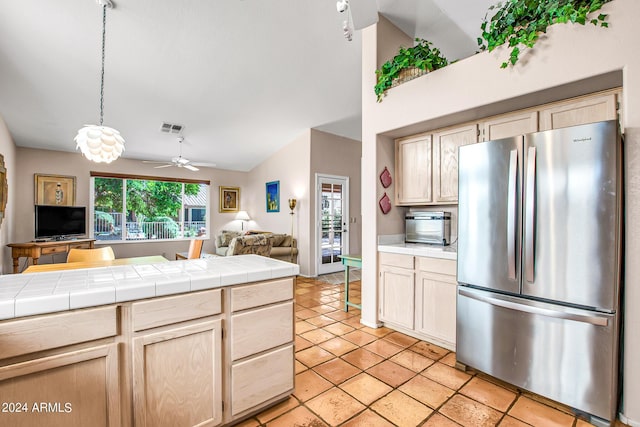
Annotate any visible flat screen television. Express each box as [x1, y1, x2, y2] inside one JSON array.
[[35, 205, 87, 240]]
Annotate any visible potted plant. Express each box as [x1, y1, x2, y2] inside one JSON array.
[[374, 38, 449, 102], [478, 0, 612, 68]]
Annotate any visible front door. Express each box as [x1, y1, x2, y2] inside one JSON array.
[[317, 175, 349, 275]]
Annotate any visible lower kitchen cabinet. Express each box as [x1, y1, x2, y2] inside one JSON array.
[[378, 252, 457, 350], [132, 319, 223, 427]]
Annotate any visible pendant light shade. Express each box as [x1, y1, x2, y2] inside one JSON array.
[[76, 0, 125, 163], [75, 125, 125, 163]]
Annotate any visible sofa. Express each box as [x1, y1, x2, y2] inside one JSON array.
[[215, 230, 298, 263]]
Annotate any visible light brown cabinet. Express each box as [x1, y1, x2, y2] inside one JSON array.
[[432, 124, 478, 203], [394, 134, 432, 205], [378, 252, 457, 350], [481, 110, 538, 141], [539, 91, 619, 131]]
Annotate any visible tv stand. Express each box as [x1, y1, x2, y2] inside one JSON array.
[[7, 239, 95, 274]]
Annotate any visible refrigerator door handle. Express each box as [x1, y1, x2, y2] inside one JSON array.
[[525, 146, 536, 283], [507, 150, 518, 280], [459, 288, 609, 326]]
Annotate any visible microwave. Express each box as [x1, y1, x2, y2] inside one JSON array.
[[405, 211, 451, 245]]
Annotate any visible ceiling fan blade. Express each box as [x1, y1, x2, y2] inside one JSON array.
[[154, 164, 173, 169], [142, 160, 171, 164], [184, 164, 200, 171], [192, 162, 217, 168]]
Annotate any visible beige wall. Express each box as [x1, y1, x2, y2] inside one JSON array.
[[309, 129, 362, 276], [361, 0, 640, 422], [0, 117, 17, 275], [13, 147, 247, 265]]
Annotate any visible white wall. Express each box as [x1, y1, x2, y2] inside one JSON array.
[[361, 0, 640, 422], [0, 117, 17, 274]]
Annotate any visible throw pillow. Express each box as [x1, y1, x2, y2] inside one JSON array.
[[269, 234, 286, 247]]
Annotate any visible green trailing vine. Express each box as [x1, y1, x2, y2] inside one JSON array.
[[374, 38, 449, 102], [478, 0, 613, 68]]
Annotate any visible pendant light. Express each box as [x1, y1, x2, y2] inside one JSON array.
[[74, 0, 125, 164]]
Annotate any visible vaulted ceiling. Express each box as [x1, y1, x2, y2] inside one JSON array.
[[0, 0, 496, 171]]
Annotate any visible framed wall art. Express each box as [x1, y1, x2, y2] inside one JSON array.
[[265, 180, 280, 212], [0, 155, 7, 229], [34, 174, 76, 206], [219, 186, 240, 213]]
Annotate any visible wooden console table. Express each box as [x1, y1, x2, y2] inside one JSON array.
[[7, 239, 96, 274]]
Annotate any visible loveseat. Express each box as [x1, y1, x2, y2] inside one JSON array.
[[215, 230, 298, 264]]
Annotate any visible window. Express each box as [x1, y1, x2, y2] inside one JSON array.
[[90, 172, 210, 242]]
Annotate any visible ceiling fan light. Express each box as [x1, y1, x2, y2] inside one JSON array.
[[75, 124, 125, 164]]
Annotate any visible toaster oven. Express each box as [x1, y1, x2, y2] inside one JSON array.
[[405, 211, 451, 245]]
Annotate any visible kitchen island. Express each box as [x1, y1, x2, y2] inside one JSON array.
[[0, 255, 298, 427]]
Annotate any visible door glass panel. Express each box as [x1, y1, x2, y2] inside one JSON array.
[[321, 183, 343, 266]]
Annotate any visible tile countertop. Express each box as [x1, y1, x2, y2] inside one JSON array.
[[378, 234, 457, 261], [0, 255, 299, 321]]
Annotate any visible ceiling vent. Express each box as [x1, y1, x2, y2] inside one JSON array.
[[160, 122, 184, 134]]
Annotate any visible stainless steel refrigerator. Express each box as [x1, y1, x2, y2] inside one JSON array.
[[456, 120, 622, 426]]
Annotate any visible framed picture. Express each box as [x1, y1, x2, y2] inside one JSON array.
[[34, 174, 76, 206], [0, 155, 7, 228], [266, 180, 280, 212], [219, 186, 240, 213]]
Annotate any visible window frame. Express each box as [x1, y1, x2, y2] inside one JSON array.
[[89, 172, 211, 243]]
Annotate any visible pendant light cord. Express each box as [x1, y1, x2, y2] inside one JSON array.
[[99, 4, 106, 127]]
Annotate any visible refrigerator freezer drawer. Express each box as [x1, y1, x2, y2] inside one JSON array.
[[456, 287, 618, 423]]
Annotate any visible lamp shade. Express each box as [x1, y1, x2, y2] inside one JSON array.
[[235, 211, 250, 221], [75, 125, 125, 164]]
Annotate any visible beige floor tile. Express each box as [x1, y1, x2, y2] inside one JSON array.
[[360, 325, 394, 337], [399, 374, 455, 409], [295, 320, 317, 334], [341, 348, 385, 370], [460, 377, 516, 412], [440, 352, 458, 367], [295, 335, 314, 352], [313, 358, 361, 385], [266, 405, 328, 427], [300, 328, 336, 344], [363, 339, 404, 358], [296, 346, 335, 368], [293, 370, 333, 402], [366, 359, 417, 388], [423, 362, 472, 390], [342, 329, 378, 346], [306, 315, 338, 327], [295, 288, 312, 296], [295, 360, 307, 374], [318, 336, 359, 357], [306, 387, 366, 426], [323, 322, 355, 336], [371, 390, 433, 427], [383, 331, 420, 348], [508, 396, 574, 427], [342, 316, 365, 328], [439, 394, 503, 427], [340, 372, 393, 405], [309, 304, 338, 314], [233, 418, 260, 427], [340, 409, 396, 427], [295, 308, 320, 319], [499, 415, 532, 426], [391, 349, 436, 372], [324, 310, 351, 321], [410, 341, 450, 360], [424, 413, 465, 426], [255, 396, 299, 424]]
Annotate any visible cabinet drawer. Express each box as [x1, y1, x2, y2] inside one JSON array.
[[379, 252, 414, 269], [69, 242, 92, 250], [0, 306, 118, 360], [230, 278, 293, 312], [231, 344, 294, 416], [40, 246, 68, 255], [416, 256, 456, 277], [132, 289, 222, 331], [231, 301, 293, 360]]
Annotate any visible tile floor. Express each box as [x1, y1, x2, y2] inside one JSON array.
[[235, 276, 627, 427]]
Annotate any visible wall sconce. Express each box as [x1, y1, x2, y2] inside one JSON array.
[[235, 210, 250, 231]]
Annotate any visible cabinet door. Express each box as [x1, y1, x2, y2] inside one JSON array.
[[395, 134, 432, 205], [415, 270, 457, 349], [133, 319, 223, 427], [0, 344, 120, 427], [433, 124, 478, 203], [481, 111, 538, 141], [379, 264, 415, 329], [539, 92, 618, 131]]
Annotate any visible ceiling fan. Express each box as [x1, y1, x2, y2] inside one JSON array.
[[142, 136, 215, 171]]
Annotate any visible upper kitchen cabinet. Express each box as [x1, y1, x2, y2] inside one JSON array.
[[481, 110, 538, 141], [539, 90, 620, 131], [395, 133, 433, 205], [433, 123, 478, 203]]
